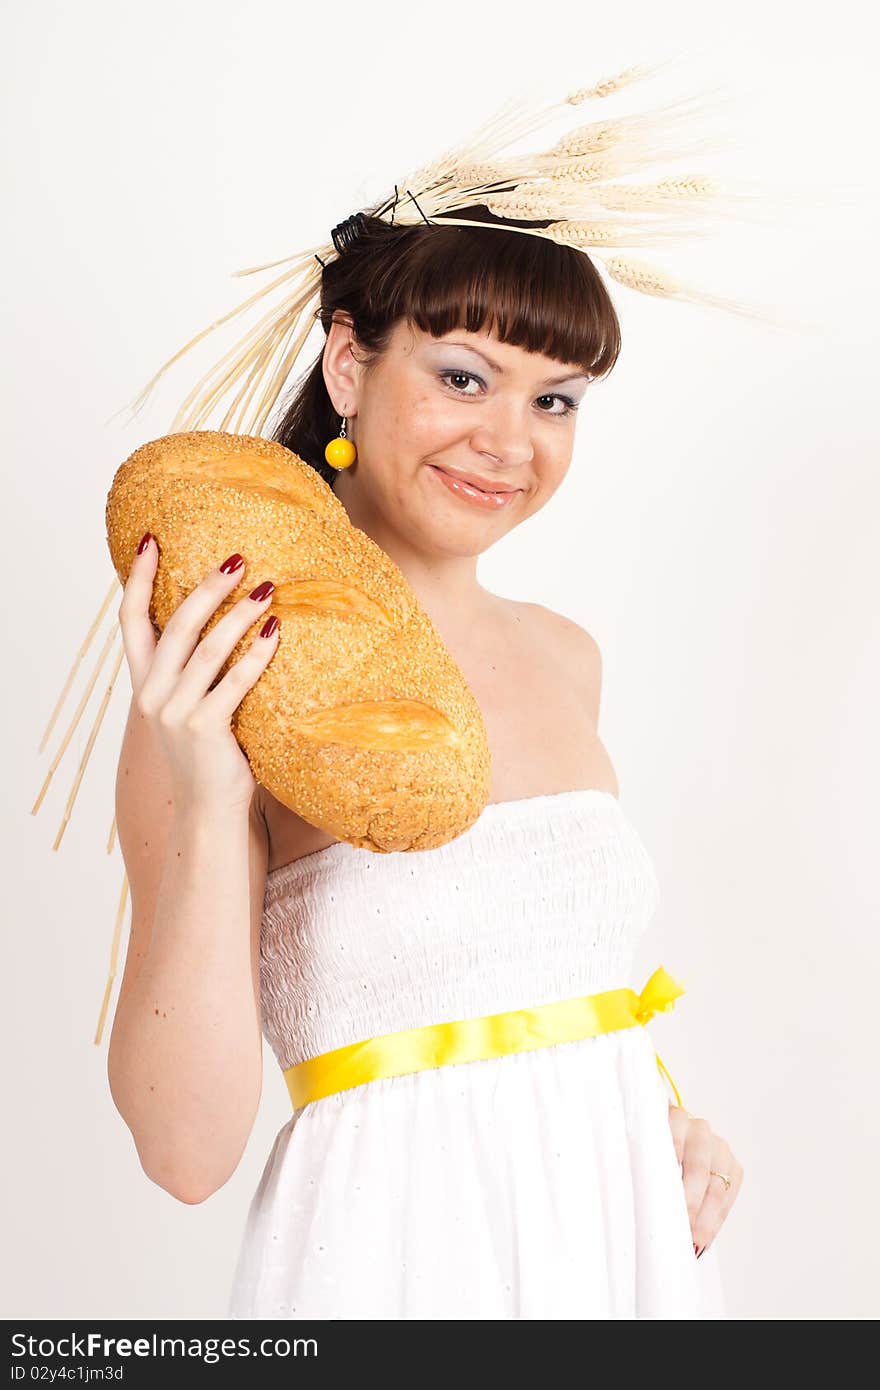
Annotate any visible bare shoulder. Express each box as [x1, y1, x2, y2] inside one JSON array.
[[506, 599, 604, 726]]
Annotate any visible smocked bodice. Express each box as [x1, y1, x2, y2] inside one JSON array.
[[258, 789, 661, 1072]]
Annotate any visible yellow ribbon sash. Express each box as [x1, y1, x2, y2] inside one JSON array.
[[283, 965, 686, 1111]]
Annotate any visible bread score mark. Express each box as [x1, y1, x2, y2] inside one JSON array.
[[208, 578, 394, 627], [291, 699, 463, 751], [269, 579, 394, 624]]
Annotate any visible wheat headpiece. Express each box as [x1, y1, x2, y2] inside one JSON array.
[[31, 55, 803, 1044]]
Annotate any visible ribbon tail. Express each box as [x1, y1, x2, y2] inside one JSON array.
[[655, 1050, 684, 1109]]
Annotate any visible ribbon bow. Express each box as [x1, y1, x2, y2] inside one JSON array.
[[633, 966, 687, 1108], [633, 965, 686, 1025]]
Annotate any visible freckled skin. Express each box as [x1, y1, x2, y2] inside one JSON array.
[[258, 317, 618, 865], [326, 318, 586, 610], [262, 318, 617, 861]]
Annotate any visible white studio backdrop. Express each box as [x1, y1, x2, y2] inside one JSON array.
[[2, 0, 877, 1321]]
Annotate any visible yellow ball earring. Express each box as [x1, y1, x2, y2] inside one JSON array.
[[324, 413, 357, 470]]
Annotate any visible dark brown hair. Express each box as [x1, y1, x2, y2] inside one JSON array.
[[269, 204, 622, 488]]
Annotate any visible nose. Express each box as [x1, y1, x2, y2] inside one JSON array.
[[471, 405, 535, 470]]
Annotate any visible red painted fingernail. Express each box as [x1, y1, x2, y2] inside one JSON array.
[[220, 552, 244, 574], [136, 531, 152, 555], [694, 1243, 700, 1257], [260, 615, 279, 638], [249, 580, 275, 602]]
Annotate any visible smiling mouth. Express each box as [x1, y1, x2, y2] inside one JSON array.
[[427, 464, 522, 511], [444, 470, 517, 494]]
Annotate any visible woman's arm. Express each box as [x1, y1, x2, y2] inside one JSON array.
[[106, 694, 268, 1203]]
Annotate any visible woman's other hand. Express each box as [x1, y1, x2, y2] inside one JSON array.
[[667, 1103, 745, 1258]]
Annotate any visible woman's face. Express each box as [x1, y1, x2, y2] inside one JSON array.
[[328, 318, 590, 559]]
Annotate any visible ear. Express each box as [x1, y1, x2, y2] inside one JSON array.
[[322, 313, 362, 419]]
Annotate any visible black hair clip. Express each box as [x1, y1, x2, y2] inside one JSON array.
[[331, 211, 369, 254]]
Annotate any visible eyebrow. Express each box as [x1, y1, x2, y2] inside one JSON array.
[[435, 340, 589, 386]]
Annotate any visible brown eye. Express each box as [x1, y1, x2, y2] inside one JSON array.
[[439, 369, 482, 396], [537, 394, 579, 417]]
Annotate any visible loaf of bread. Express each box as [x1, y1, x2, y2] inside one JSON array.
[[104, 430, 492, 851]]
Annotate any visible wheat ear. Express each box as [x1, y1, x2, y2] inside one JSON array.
[[596, 253, 792, 327]]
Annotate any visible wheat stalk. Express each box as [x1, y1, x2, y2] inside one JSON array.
[[36, 577, 118, 757], [32, 619, 118, 819], [94, 869, 131, 1048], [50, 635, 125, 850], [114, 57, 776, 438], [117, 252, 318, 427]]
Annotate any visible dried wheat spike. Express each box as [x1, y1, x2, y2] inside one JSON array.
[[599, 253, 787, 325], [451, 161, 512, 188], [595, 176, 721, 208], [545, 220, 711, 249], [484, 191, 570, 220], [566, 62, 662, 105]]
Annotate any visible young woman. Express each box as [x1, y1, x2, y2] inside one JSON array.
[[108, 211, 743, 1318]]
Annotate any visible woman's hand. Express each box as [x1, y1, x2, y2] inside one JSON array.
[[117, 533, 280, 814], [667, 1103, 744, 1257]]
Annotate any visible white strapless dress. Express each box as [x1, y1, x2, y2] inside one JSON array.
[[226, 788, 727, 1319]]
